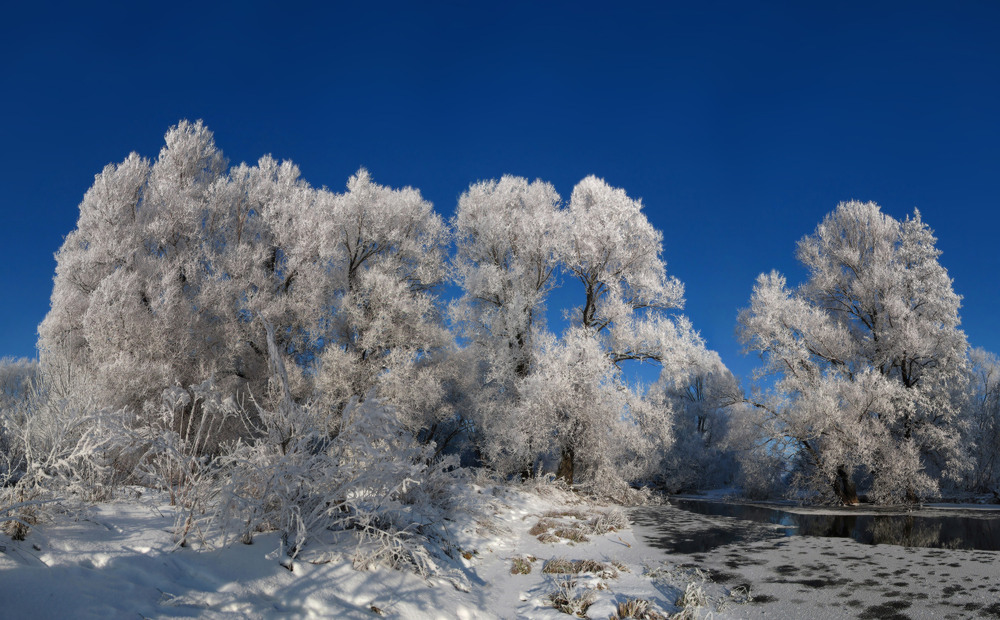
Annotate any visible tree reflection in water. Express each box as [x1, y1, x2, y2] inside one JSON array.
[[669, 499, 1000, 551]]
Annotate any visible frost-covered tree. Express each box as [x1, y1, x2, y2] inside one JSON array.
[[963, 348, 1000, 494], [565, 176, 686, 361], [451, 176, 565, 378], [39, 121, 451, 446], [552, 176, 700, 484], [0, 358, 39, 487], [0, 358, 38, 414], [654, 349, 741, 492], [38, 150, 152, 393], [451, 175, 711, 492], [39, 121, 248, 412], [516, 329, 649, 496], [450, 176, 566, 473], [313, 169, 451, 426], [738, 201, 969, 504]]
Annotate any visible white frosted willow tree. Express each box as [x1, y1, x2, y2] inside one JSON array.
[[39, 121, 240, 412], [738, 201, 969, 504], [450, 176, 566, 474], [39, 121, 450, 439], [549, 176, 704, 486], [312, 169, 452, 434], [453, 175, 709, 494]]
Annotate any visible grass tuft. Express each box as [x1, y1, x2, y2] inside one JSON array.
[[673, 581, 710, 618], [547, 578, 597, 617], [553, 527, 590, 543], [510, 555, 534, 574], [529, 518, 554, 536], [610, 598, 667, 620], [542, 557, 578, 574], [531, 507, 627, 544], [541, 557, 618, 578]]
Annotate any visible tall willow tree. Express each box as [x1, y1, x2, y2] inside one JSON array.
[[39, 121, 450, 437]]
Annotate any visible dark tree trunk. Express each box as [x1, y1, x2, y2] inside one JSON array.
[[519, 462, 534, 481], [832, 465, 860, 505], [556, 445, 575, 486]]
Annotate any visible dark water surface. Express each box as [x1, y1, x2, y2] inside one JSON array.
[[649, 498, 1000, 552]]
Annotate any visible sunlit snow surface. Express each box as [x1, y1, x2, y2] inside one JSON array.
[[0, 488, 727, 619], [4, 490, 999, 619]]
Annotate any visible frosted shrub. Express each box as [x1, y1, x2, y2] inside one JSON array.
[[547, 577, 597, 616], [1, 366, 129, 537], [136, 380, 237, 546], [220, 392, 460, 571], [207, 320, 463, 573]]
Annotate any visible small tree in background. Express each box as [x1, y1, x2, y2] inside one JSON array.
[[963, 348, 1000, 494], [655, 349, 742, 492]]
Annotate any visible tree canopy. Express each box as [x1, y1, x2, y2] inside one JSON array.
[[738, 201, 969, 503]]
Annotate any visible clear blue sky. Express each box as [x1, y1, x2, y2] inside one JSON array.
[[2, 1, 998, 384]]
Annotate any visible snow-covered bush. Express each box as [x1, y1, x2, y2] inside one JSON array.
[[1, 363, 130, 538], [184, 319, 467, 573], [130, 379, 239, 546]]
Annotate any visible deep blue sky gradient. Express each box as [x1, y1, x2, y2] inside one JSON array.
[[2, 2, 998, 384]]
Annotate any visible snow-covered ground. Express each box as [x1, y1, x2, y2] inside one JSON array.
[[5, 488, 999, 619], [0, 486, 739, 619]]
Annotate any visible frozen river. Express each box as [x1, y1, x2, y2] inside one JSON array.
[[632, 500, 1000, 618], [664, 497, 1000, 551]]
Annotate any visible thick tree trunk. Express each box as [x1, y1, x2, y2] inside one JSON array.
[[556, 445, 575, 486], [832, 465, 860, 505]]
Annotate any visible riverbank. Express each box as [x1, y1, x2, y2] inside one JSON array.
[[5, 485, 998, 618], [0, 484, 740, 619]]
